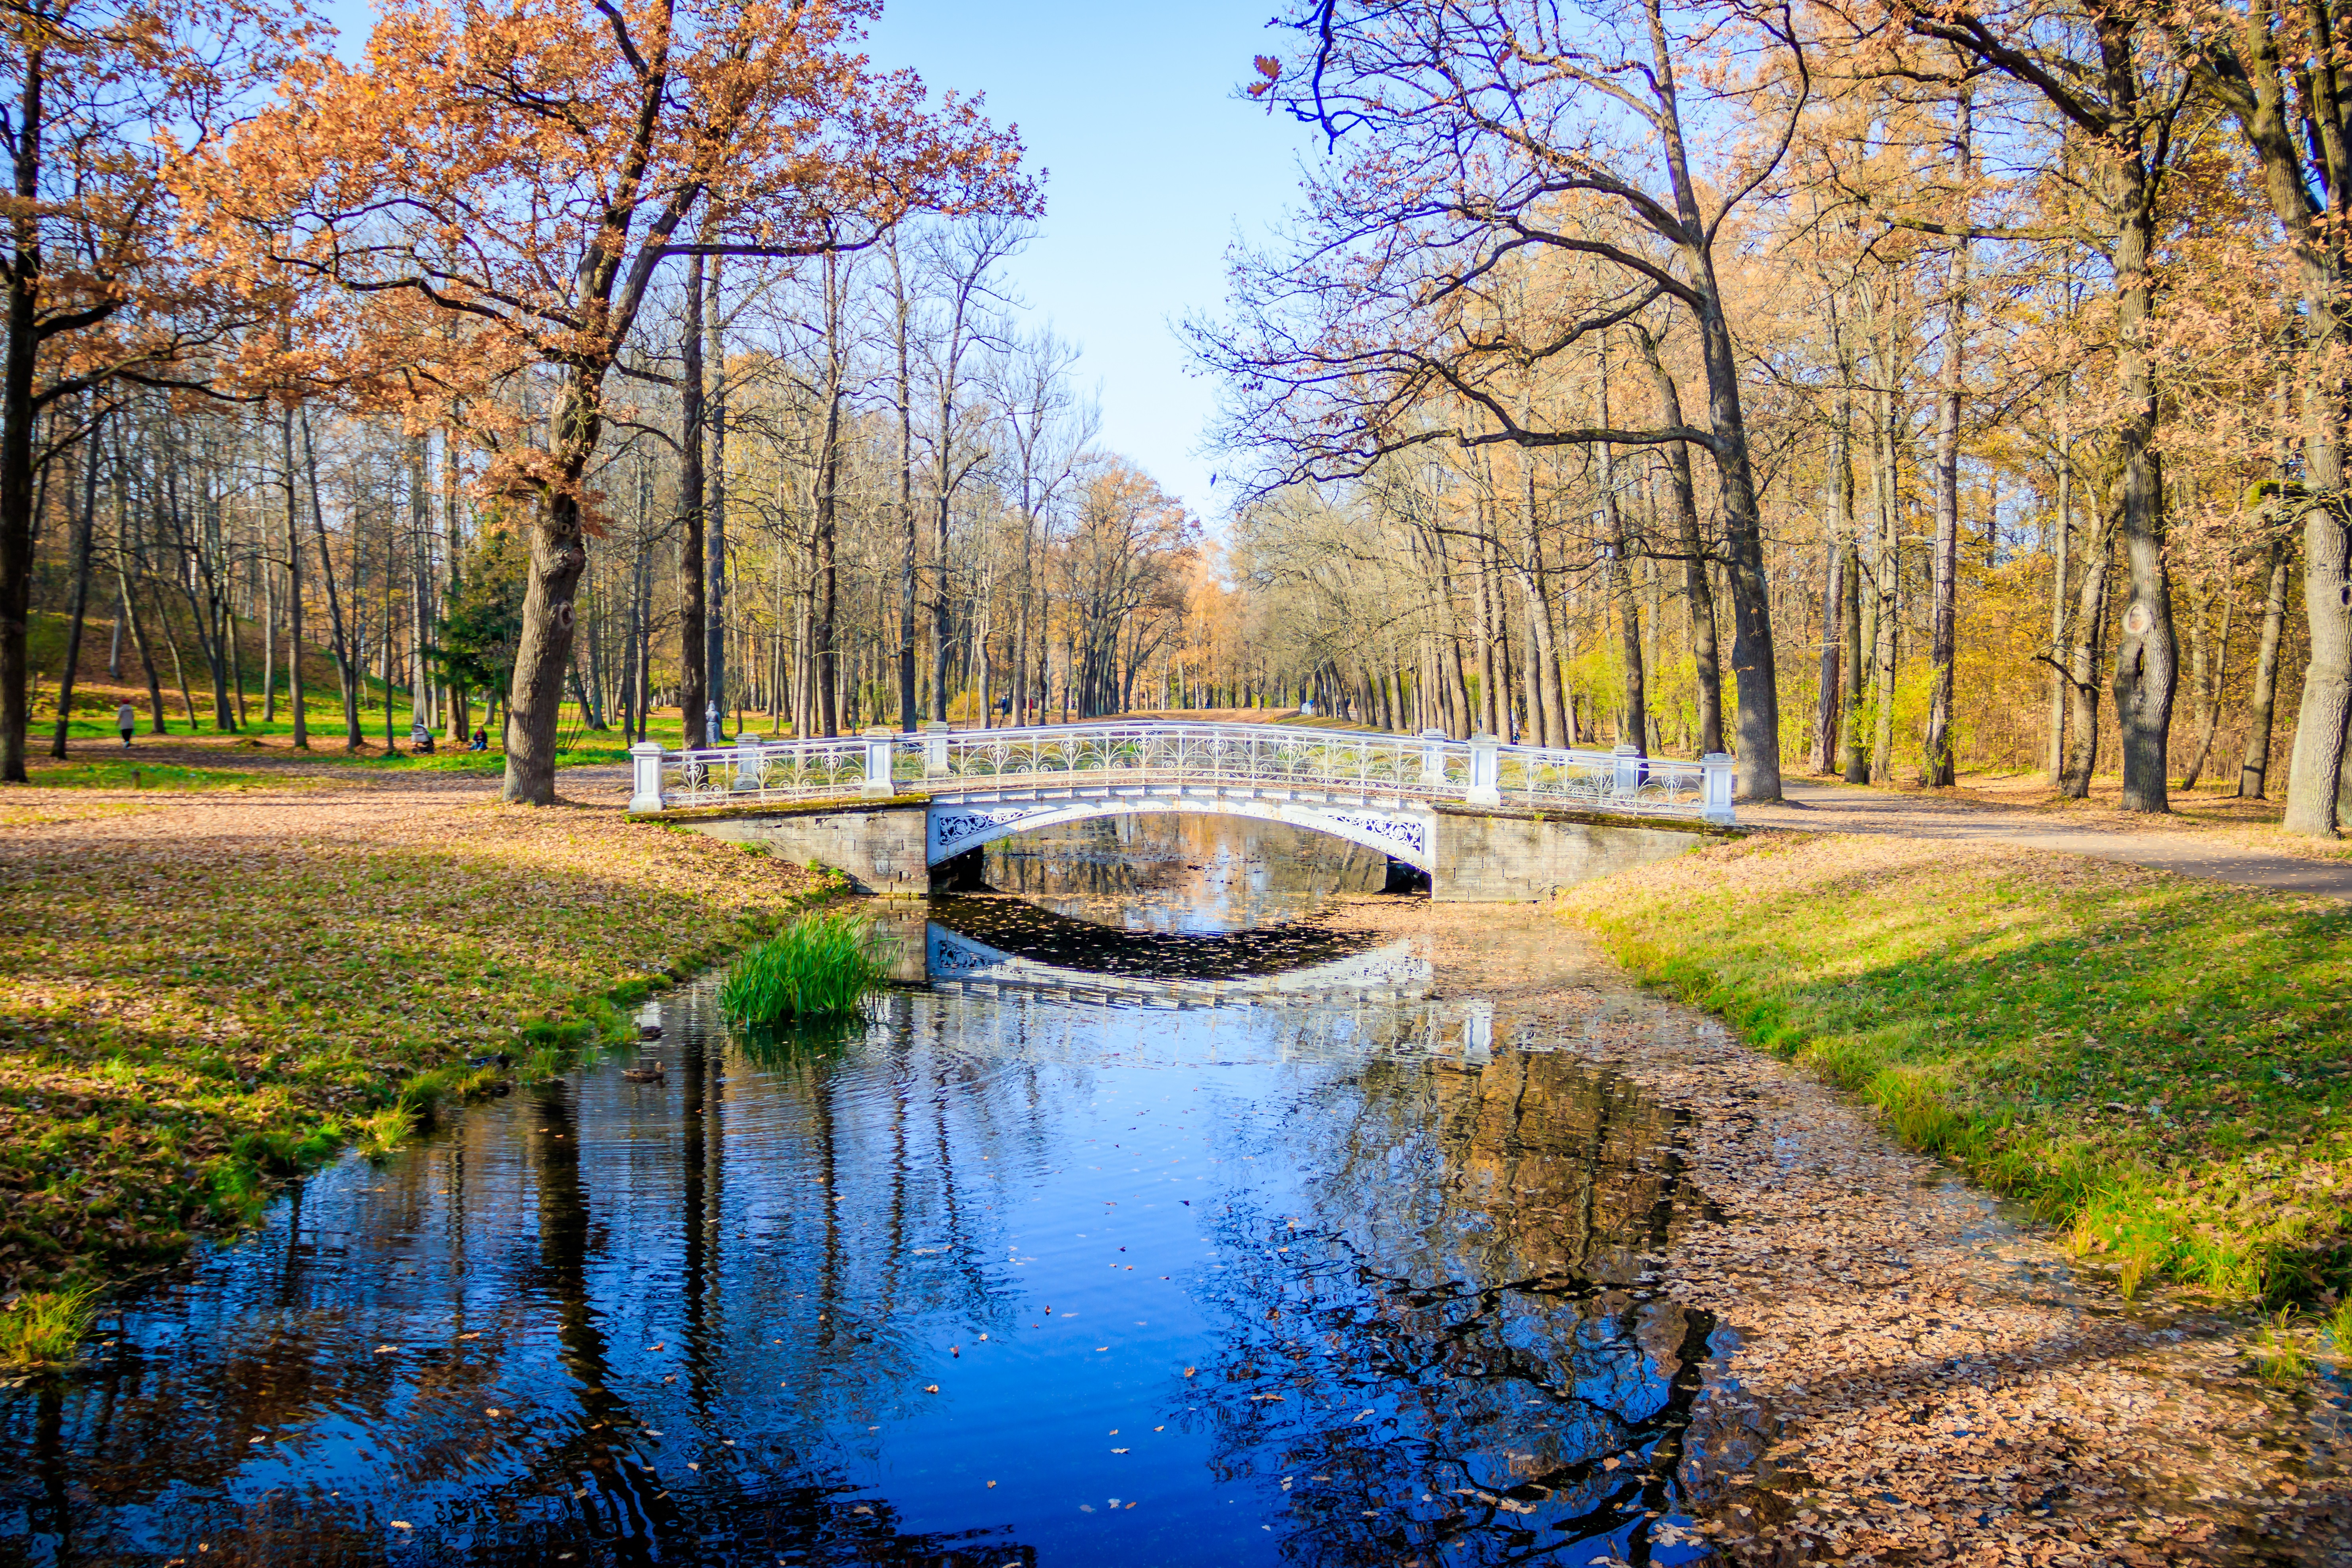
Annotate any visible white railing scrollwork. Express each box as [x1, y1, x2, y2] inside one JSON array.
[[630, 722, 1735, 825]]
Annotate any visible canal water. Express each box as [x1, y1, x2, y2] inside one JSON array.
[[0, 820, 1729, 1567]]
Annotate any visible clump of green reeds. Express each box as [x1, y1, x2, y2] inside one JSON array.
[[2251, 1310, 2314, 1384], [0, 1286, 96, 1369], [353, 1104, 418, 1161], [718, 913, 893, 1024]]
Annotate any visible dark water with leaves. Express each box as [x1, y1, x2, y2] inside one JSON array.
[[0, 819, 1728, 1567]]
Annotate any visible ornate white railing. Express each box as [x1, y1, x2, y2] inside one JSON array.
[[629, 723, 1735, 825]]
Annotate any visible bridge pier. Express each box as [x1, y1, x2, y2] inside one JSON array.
[[686, 802, 934, 895], [1428, 807, 1714, 901]]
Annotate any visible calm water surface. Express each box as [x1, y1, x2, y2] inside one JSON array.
[[0, 820, 1727, 1567]]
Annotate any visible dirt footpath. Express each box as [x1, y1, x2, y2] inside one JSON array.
[[1322, 897, 2352, 1566], [1744, 779, 2352, 901]]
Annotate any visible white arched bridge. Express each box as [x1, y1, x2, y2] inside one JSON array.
[[628, 721, 1737, 901]]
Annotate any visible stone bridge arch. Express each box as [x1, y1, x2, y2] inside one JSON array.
[[925, 795, 1435, 870]]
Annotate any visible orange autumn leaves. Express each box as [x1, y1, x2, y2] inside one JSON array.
[[178, 0, 1034, 474]]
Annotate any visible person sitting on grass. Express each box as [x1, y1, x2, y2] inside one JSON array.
[[116, 702, 136, 748], [469, 728, 488, 752]]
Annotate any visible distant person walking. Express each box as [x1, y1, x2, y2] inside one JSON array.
[[116, 702, 136, 748]]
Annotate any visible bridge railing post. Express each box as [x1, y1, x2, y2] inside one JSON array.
[[861, 727, 897, 799], [733, 734, 766, 795], [1418, 728, 1449, 790], [1701, 751, 1736, 825], [628, 741, 666, 814], [1466, 733, 1501, 805], [1612, 744, 1642, 800], [922, 721, 951, 778]]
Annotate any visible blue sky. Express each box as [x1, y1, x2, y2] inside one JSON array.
[[863, 2, 1323, 521]]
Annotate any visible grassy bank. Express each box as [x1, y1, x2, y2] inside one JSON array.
[[0, 775, 832, 1294], [1562, 833, 2352, 1305]]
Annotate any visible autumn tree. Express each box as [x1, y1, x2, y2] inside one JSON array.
[[1198, 0, 1810, 801], [190, 0, 1033, 802], [0, 0, 308, 783], [2162, 0, 2352, 834]]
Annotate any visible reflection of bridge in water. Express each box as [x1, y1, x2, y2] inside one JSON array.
[[633, 721, 1739, 901], [923, 924, 1434, 1007], [865, 897, 1434, 1007]]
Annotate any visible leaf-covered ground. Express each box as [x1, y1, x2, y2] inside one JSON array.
[[1561, 832, 2352, 1306], [0, 763, 823, 1292], [1328, 896, 2350, 1565]]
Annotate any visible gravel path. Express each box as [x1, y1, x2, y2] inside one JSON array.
[[1744, 781, 2352, 900]]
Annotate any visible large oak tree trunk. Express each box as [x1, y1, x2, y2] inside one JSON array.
[[1694, 288, 1778, 797], [2061, 507, 2113, 799], [2105, 133, 2175, 813], [1634, 330, 1721, 756], [501, 363, 596, 805]]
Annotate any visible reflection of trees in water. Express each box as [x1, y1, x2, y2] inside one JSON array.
[[0, 991, 1714, 1567], [0, 988, 1050, 1565], [982, 815, 1387, 930], [1182, 1049, 1714, 1566]]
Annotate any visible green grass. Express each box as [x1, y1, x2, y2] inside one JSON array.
[[719, 913, 895, 1025], [1561, 833, 2352, 1308], [52, 697, 664, 770], [25, 760, 301, 791], [0, 1284, 95, 1369]]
